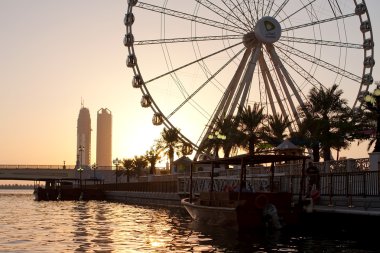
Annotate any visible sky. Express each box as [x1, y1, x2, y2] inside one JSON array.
[[0, 0, 379, 165]]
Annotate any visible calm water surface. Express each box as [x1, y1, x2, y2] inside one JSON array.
[[0, 189, 378, 252]]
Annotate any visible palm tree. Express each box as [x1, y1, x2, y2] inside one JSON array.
[[156, 127, 181, 174], [299, 84, 352, 161], [200, 116, 242, 158], [121, 158, 134, 183], [351, 108, 376, 152], [291, 111, 322, 162], [216, 116, 243, 157], [133, 155, 148, 176], [262, 113, 292, 147], [236, 104, 266, 155], [144, 146, 161, 175]]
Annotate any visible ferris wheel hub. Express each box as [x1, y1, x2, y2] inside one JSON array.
[[254, 16, 282, 44]]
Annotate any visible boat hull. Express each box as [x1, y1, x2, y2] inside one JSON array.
[[182, 192, 301, 230], [182, 198, 238, 228], [33, 187, 104, 201]]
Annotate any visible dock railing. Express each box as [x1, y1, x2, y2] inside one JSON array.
[[178, 158, 380, 203]]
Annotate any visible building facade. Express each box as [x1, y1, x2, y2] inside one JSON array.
[[96, 108, 112, 168], [76, 105, 91, 167]]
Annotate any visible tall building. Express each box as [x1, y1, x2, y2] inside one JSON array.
[[96, 108, 112, 168], [77, 104, 91, 167]]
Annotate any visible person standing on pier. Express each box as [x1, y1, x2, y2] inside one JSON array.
[[306, 162, 320, 198]]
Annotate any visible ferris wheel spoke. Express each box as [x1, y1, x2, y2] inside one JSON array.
[[167, 48, 245, 119], [195, 0, 251, 32], [276, 42, 362, 83], [134, 35, 241, 45], [282, 13, 356, 32], [276, 46, 324, 89], [272, 0, 290, 18], [263, 0, 275, 17], [220, 0, 253, 31], [136, 1, 244, 34], [221, 0, 254, 29], [279, 0, 317, 23], [242, 0, 257, 25], [280, 36, 363, 49], [144, 41, 242, 85], [327, 0, 344, 17]]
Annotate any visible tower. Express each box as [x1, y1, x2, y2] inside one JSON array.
[[77, 104, 91, 167], [96, 108, 112, 168]]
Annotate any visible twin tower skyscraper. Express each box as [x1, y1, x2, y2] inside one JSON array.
[[76, 104, 112, 168]]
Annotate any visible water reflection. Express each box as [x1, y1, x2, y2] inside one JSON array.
[[0, 191, 378, 253], [71, 201, 115, 251]]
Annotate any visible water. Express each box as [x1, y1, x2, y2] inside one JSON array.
[[0, 189, 378, 253]]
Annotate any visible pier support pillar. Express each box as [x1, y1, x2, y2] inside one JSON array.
[[369, 152, 380, 171]]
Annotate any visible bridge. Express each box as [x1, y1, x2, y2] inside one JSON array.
[[0, 165, 121, 184]]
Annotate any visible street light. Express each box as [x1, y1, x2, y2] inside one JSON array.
[[364, 84, 380, 152], [92, 163, 97, 179], [113, 158, 120, 189], [78, 145, 85, 188]]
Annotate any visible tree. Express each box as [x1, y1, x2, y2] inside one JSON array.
[[299, 84, 353, 161], [156, 127, 182, 174], [199, 116, 242, 158], [262, 113, 292, 147], [350, 104, 379, 152], [216, 116, 243, 157], [144, 146, 161, 175], [291, 111, 322, 162], [236, 104, 266, 155], [133, 155, 148, 176], [121, 158, 134, 183]]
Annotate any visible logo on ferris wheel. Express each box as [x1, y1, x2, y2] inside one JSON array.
[[264, 21, 276, 31], [255, 16, 281, 44]]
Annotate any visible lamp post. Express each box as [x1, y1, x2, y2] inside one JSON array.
[[113, 158, 120, 190], [92, 163, 97, 180], [364, 85, 380, 153], [78, 145, 85, 188]]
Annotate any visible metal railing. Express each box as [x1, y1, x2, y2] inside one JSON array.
[[178, 170, 380, 200], [0, 165, 116, 170]]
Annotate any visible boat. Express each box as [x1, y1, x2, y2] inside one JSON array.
[[181, 153, 310, 231], [33, 178, 105, 201]]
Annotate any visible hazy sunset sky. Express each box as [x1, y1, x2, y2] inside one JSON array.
[[0, 1, 378, 165]]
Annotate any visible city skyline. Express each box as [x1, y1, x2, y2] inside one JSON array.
[[0, 1, 379, 165]]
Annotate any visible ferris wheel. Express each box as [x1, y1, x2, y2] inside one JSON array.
[[124, 0, 375, 156]]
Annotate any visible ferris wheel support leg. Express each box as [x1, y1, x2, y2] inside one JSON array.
[[259, 55, 292, 130], [266, 44, 303, 127]]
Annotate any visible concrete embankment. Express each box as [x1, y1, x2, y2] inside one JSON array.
[[105, 191, 183, 207]]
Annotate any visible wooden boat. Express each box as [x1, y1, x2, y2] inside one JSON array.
[[181, 153, 309, 231], [33, 178, 105, 201]]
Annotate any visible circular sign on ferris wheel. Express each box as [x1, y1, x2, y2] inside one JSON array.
[[254, 16, 282, 44]]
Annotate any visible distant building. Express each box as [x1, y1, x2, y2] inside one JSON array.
[[77, 104, 92, 167], [96, 108, 112, 168]]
